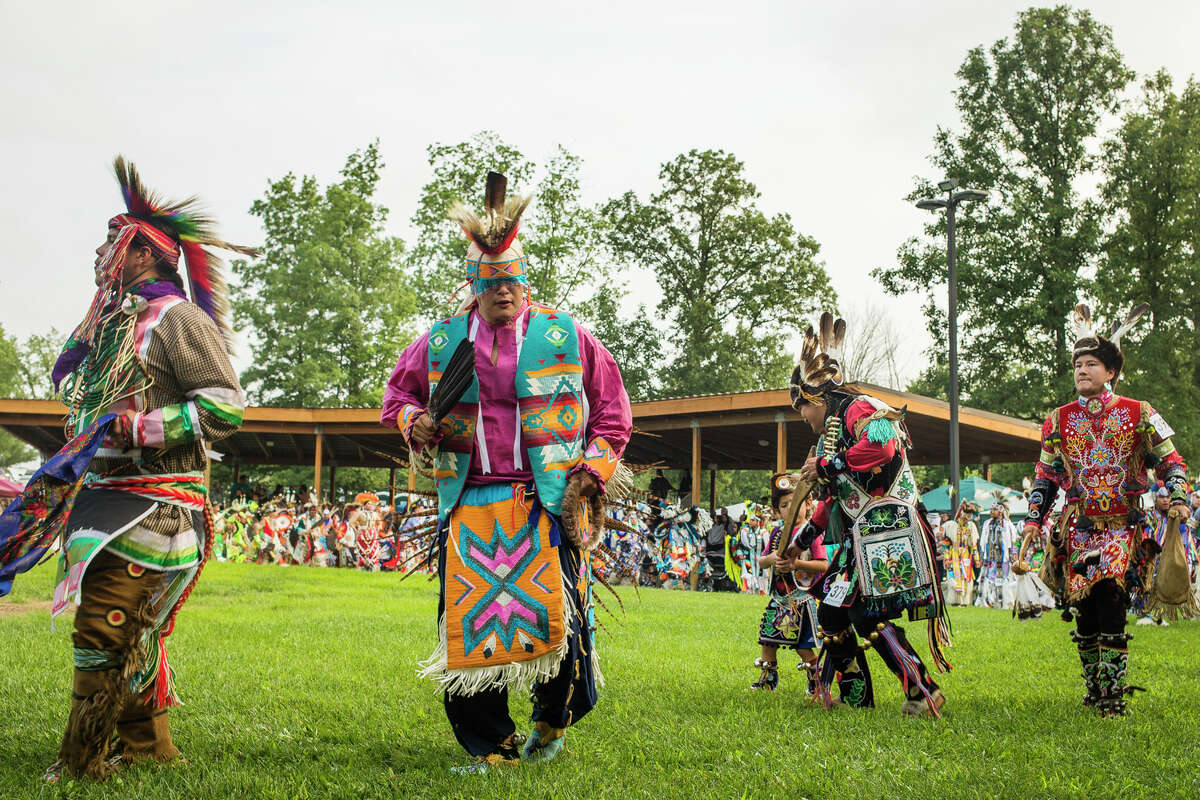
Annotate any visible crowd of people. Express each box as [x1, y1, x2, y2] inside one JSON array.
[[214, 477, 1200, 625], [211, 489, 438, 573], [930, 486, 1200, 623]]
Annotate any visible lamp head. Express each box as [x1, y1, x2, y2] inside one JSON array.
[[953, 189, 988, 203], [916, 199, 948, 211]]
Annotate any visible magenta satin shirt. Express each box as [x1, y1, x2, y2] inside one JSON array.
[[381, 306, 632, 487]]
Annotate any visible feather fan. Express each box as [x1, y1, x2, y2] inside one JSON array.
[[428, 338, 477, 424]]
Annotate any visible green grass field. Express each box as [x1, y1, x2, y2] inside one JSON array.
[[3, 561, 1199, 799]]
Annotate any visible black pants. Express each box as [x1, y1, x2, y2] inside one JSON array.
[[1074, 578, 1127, 636], [438, 529, 598, 758]]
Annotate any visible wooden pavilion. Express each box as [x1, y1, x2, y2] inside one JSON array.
[[0, 382, 1040, 507]]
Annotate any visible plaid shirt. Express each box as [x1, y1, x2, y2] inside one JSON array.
[[91, 300, 244, 535]]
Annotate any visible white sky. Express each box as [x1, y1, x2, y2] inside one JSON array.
[[2, 1, 1197, 384]]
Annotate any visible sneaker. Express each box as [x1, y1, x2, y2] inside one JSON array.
[[521, 725, 566, 764], [449, 753, 519, 776], [1135, 616, 1154, 626]]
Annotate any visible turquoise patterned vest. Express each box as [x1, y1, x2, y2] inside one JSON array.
[[427, 306, 586, 520]]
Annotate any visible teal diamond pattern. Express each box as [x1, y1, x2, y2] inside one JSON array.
[[544, 324, 568, 348], [430, 329, 450, 354]]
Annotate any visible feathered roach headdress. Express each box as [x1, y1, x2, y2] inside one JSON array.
[[789, 311, 848, 407], [52, 157, 257, 392], [447, 172, 532, 301], [1070, 302, 1149, 384], [111, 156, 257, 346]]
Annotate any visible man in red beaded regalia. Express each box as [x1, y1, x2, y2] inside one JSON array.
[[1020, 303, 1188, 717]]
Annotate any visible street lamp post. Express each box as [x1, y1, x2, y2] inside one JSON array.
[[916, 179, 987, 511]]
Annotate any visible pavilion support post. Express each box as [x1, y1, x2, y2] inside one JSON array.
[[709, 467, 717, 511], [313, 425, 323, 501], [232, 460, 241, 485], [388, 467, 397, 508], [775, 414, 787, 473], [329, 465, 338, 504], [690, 420, 702, 508], [982, 457, 992, 482]]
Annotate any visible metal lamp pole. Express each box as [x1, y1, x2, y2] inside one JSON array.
[[916, 180, 987, 511]]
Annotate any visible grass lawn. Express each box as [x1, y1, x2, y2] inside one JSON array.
[[2, 560, 1199, 799]]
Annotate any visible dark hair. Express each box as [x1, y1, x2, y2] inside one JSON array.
[[129, 231, 184, 288]]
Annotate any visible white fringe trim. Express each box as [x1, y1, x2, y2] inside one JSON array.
[[419, 565, 579, 697], [589, 634, 605, 689]]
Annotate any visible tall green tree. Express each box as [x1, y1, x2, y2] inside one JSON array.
[[408, 132, 660, 400], [875, 6, 1133, 420], [233, 142, 415, 407], [603, 149, 833, 397], [11, 328, 60, 399], [1096, 71, 1200, 457], [0, 324, 34, 466]]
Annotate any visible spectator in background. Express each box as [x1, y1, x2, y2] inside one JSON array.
[[704, 510, 734, 591], [677, 471, 692, 505], [648, 470, 673, 532], [649, 470, 673, 501], [944, 503, 980, 606], [978, 500, 1018, 608]]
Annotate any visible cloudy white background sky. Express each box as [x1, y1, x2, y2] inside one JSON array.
[[2, 1, 1197, 383]]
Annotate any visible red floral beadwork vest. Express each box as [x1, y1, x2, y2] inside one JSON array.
[[1057, 396, 1144, 519]]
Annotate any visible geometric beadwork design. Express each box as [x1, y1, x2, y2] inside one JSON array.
[[443, 486, 564, 671], [457, 515, 550, 657]]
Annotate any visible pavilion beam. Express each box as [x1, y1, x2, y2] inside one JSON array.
[[628, 433, 693, 469], [638, 429, 742, 468], [636, 410, 803, 432], [240, 422, 322, 434], [690, 420, 702, 507], [776, 414, 787, 473], [320, 424, 400, 435], [313, 425, 323, 501]]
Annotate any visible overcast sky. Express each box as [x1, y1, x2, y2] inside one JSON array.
[[2, 1, 1197, 384]]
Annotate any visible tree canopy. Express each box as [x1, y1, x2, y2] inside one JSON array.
[[604, 149, 834, 398], [876, 5, 1132, 421], [233, 142, 415, 407]]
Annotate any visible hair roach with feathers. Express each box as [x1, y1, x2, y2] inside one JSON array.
[[448, 172, 532, 255], [791, 311, 847, 406], [1070, 301, 1150, 383], [113, 156, 259, 352]]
